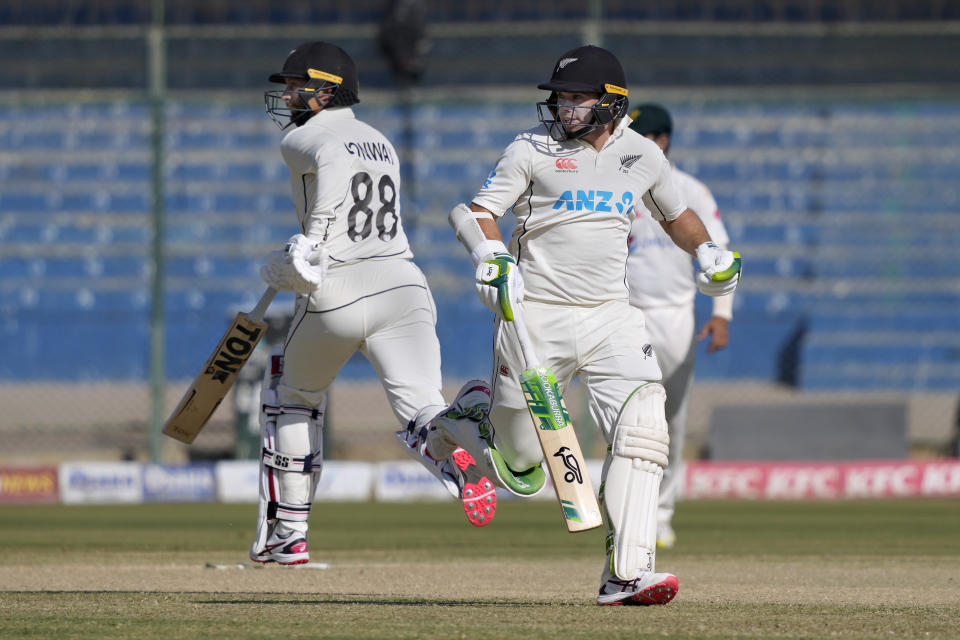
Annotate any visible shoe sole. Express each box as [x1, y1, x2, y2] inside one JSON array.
[[453, 448, 496, 527], [597, 575, 679, 606], [250, 555, 310, 566]]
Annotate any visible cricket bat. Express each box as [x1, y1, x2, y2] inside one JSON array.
[[163, 287, 277, 444], [510, 306, 603, 532]]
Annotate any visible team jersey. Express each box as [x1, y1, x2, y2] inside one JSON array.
[[627, 167, 730, 308], [280, 107, 414, 269], [473, 117, 687, 306]]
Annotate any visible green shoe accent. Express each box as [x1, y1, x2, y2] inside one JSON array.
[[488, 447, 546, 496]]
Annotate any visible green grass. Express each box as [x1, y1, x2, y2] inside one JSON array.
[[1, 499, 959, 639]]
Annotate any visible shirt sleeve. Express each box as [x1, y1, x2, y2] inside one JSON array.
[[692, 182, 730, 248], [640, 150, 686, 222], [281, 130, 338, 240], [471, 137, 532, 218]]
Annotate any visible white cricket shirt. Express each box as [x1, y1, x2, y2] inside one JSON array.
[[473, 118, 687, 306], [280, 107, 414, 268], [627, 167, 730, 308]]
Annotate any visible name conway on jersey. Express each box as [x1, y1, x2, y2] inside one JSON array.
[[280, 107, 413, 267], [473, 118, 687, 306]]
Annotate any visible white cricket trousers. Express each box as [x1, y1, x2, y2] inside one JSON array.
[[638, 303, 696, 526], [276, 258, 445, 425], [488, 299, 663, 471]]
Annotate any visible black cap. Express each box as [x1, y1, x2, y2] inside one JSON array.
[[269, 41, 359, 96], [628, 104, 672, 136], [538, 45, 627, 96]]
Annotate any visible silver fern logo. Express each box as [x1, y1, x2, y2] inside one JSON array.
[[557, 57, 578, 70], [619, 154, 643, 173]]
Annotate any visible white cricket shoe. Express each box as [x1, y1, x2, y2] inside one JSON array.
[[249, 527, 309, 566], [395, 421, 461, 499], [395, 380, 497, 527], [394, 429, 498, 527], [657, 522, 676, 549], [597, 572, 679, 606]]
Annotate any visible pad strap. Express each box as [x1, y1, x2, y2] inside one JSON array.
[[268, 501, 312, 522], [261, 446, 321, 473], [263, 403, 324, 420]]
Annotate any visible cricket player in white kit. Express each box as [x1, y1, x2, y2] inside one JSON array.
[[428, 45, 741, 605], [249, 42, 495, 566], [626, 104, 734, 550]]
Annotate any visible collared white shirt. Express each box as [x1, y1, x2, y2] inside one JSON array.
[[473, 117, 686, 306], [280, 107, 413, 268]]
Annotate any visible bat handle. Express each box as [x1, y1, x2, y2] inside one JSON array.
[[509, 304, 539, 370], [249, 287, 278, 322]]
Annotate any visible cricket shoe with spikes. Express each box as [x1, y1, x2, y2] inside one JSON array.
[[451, 447, 496, 527], [427, 380, 547, 498], [596, 572, 679, 606], [249, 527, 310, 566], [396, 380, 498, 526]]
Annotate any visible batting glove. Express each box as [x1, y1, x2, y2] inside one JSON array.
[[260, 234, 327, 295], [695, 241, 741, 297], [476, 253, 524, 321]]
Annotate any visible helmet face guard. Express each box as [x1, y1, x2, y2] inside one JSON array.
[[536, 84, 629, 142], [265, 68, 347, 130]]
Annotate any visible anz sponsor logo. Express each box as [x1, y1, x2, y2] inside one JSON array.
[[552, 189, 634, 215], [482, 170, 496, 189], [344, 140, 395, 164]]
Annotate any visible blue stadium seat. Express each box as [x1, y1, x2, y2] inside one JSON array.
[[108, 193, 149, 213], [0, 191, 48, 211], [171, 163, 217, 181], [0, 257, 34, 277], [117, 163, 149, 181]]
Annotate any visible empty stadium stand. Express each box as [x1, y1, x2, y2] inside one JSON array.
[[1, 92, 958, 390]]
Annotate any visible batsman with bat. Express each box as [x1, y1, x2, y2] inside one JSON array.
[[246, 42, 496, 566], [424, 46, 741, 605]]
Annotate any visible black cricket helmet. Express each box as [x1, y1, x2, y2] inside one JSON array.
[[536, 45, 629, 142], [265, 41, 360, 129]]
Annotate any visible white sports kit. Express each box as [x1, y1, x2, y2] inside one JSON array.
[[251, 107, 447, 560], [626, 167, 731, 533], [473, 116, 686, 578]]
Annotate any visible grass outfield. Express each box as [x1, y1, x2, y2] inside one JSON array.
[[1, 499, 958, 639]]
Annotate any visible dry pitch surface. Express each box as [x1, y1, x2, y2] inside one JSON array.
[[1, 500, 958, 639]]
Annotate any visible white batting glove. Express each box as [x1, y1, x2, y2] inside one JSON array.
[[695, 242, 741, 297], [260, 234, 327, 295], [475, 253, 524, 321]]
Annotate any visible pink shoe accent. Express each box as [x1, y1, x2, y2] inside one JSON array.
[[452, 447, 475, 471], [629, 575, 678, 605], [461, 476, 496, 527]]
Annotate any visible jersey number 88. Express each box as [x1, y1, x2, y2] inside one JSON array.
[[348, 172, 399, 242]]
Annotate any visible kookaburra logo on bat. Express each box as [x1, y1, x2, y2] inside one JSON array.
[[554, 446, 584, 484]]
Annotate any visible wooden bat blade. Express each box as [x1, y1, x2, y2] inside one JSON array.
[[163, 312, 267, 444], [519, 366, 603, 532]]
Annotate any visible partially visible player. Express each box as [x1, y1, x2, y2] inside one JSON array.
[[626, 104, 735, 549], [250, 41, 494, 566], [424, 45, 741, 605]]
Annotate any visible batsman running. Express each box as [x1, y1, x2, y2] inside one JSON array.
[[249, 41, 495, 566], [419, 46, 741, 605]]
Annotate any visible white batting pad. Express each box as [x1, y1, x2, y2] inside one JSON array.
[[602, 383, 670, 580]]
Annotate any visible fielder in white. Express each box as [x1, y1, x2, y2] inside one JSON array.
[[626, 104, 734, 550], [250, 41, 495, 566], [426, 45, 741, 605]]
